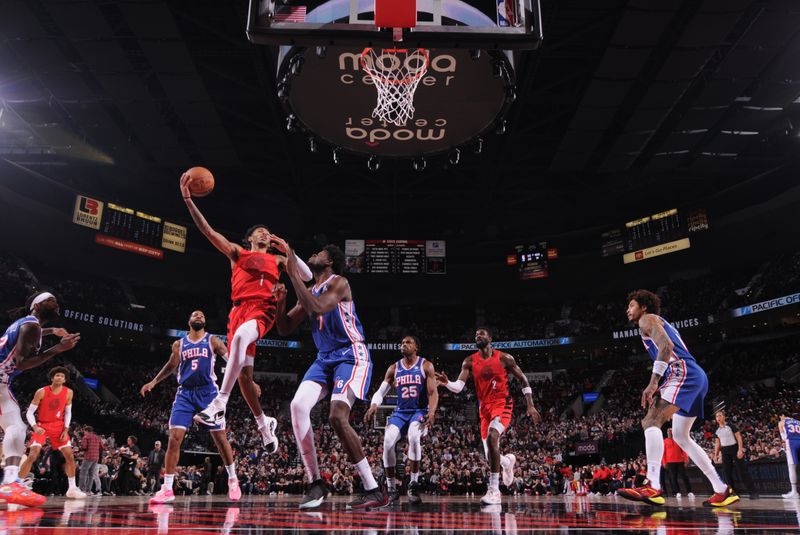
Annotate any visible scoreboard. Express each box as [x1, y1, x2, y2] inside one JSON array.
[[600, 208, 703, 264], [72, 194, 187, 259], [624, 208, 684, 252], [345, 240, 446, 274]]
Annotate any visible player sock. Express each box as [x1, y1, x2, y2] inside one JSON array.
[[489, 473, 500, 491], [354, 458, 378, 491], [386, 478, 395, 491], [644, 427, 663, 490], [216, 392, 230, 406], [225, 464, 237, 480], [410, 472, 419, 483], [164, 474, 175, 489], [255, 413, 269, 429], [68, 476, 77, 489], [3, 465, 19, 484]]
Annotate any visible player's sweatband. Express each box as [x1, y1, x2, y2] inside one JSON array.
[[371, 381, 392, 406], [446, 380, 465, 393], [26, 404, 38, 428], [64, 404, 72, 427], [295, 256, 313, 282], [30, 292, 55, 311], [652, 360, 669, 377], [522, 386, 532, 395]]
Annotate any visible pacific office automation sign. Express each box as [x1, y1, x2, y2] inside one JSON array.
[[612, 317, 702, 339], [732, 292, 800, 318], [166, 330, 302, 349], [445, 338, 574, 351], [62, 309, 147, 333]]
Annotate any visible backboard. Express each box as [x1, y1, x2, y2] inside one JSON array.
[[247, 0, 543, 50]]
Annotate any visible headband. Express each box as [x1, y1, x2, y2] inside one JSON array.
[[30, 292, 55, 311]]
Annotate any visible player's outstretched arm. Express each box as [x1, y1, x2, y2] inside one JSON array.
[[365, 364, 396, 423], [285, 248, 348, 315], [501, 353, 541, 423], [273, 282, 306, 335], [180, 172, 241, 261], [15, 323, 80, 371], [140, 340, 180, 396], [423, 360, 439, 430], [436, 356, 471, 393], [638, 314, 674, 408]]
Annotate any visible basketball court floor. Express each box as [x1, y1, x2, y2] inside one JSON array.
[[5, 495, 800, 533]]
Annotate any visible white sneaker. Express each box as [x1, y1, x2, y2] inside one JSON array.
[[480, 487, 502, 505], [688, 492, 695, 499], [194, 398, 225, 427], [66, 487, 88, 499], [501, 454, 516, 487], [783, 491, 800, 500], [259, 416, 279, 454], [676, 493, 682, 498]]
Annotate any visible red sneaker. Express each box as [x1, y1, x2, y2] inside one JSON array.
[[617, 485, 665, 506], [0, 481, 47, 507], [703, 487, 740, 507]]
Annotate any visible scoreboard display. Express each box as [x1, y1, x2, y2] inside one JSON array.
[[345, 240, 446, 274], [72, 194, 187, 259], [510, 242, 553, 280], [600, 208, 701, 264]]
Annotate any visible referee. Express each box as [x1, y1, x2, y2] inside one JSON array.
[[713, 410, 759, 499]]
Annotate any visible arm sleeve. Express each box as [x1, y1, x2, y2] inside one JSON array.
[[445, 379, 465, 393], [26, 404, 39, 428], [64, 404, 72, 427], [370, 381, 392, 406], [295, 256, 313, 282]]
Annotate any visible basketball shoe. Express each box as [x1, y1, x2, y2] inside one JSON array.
[[703, 487, 740, 507], [480, 487, 502, 505], [228, 479, 241, 501], [150, 484, 175, 504], [0, 481, 47, 507], [502, 454, 516, 487], [259, 416, 279, 454], [617, 484, 665, 506]]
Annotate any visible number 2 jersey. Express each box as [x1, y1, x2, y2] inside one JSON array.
[[177, 333, 217, 389], [471, 349, 510, 406], [394, 356, 428, 414]]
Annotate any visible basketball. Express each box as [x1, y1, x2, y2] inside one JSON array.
[[186, 166, 214, 197]]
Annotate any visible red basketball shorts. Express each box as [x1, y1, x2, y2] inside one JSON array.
[[228, 299, 276, 357], [30, 422, 70, 450], [479, 397, 514, 440]]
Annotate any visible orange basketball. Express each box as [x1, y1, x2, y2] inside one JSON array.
[[186, 166, 214, 197]]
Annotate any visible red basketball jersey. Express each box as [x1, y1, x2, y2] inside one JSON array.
[[38, 386, 69, 425], [471, 349, 509, 405], [231, 250, 279, 302]]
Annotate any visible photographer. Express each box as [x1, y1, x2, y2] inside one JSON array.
[[117, 436, 141, 495]]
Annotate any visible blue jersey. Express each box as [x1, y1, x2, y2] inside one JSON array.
[[177, 333, 217, 389], [785, 418, 800, 441], [394, 356, 428, 413], [0, 315, 40, 386], [641, 315, 696, 363], [310, 275, 366, 353]]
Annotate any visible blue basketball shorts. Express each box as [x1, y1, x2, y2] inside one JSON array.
[[388, 410, 427, 436], [658, 358, 708, 419], [302, 343, 372, 400], [170, 383, 224, 431]]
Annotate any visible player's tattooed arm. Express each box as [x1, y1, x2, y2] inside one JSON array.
[[180, 172, 241, 261], [140, 340, 180, 396], [638, 314, 673, 408], [501, 353, 541, 423]]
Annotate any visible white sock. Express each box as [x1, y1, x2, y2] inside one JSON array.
[[164, 474, 175, 489], [354, 458, 378, 491], [411, 472, 419, 483], [3, 466, 19, 484], [489, 473, 500, 491], [672, 414, 727, 494], [68, 476, 77, 489], [644, 427, 664, 490], [788, 459, 798, 491], [255, 413, 269, 429], [500, 455, 511, 470], [386, 477, 396, 490], [226, 464, 237, 480], [216, 392, 230, 405]]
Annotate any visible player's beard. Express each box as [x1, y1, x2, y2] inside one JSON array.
[[190, 321, 205, 331], [475, 339, 489, 349]]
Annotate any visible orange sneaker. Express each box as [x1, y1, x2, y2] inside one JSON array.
[[617, 485, 665, 506], [703, 487, 740, 507], [0, 481, 47, 507]]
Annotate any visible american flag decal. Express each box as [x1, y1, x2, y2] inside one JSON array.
[[274, 5, 307, 23]]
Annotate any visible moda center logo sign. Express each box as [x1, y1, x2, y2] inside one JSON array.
[[72, 194, 104, 230]]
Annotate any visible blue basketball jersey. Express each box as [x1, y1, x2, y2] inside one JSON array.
[[310, 275, 366, 352], [177, 333, 217, 389], [785, 418, 800, 441], [394, 356, 428, 413], [0, 315, 40, 385], [640, 315, 696, 363]]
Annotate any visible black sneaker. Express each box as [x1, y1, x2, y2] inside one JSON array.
[[387, 488, 401, 504], [407, 481, 422, 504], [193, 401, 225, 427], [347, 486, 390, 510], [299, 479, 330, 510]]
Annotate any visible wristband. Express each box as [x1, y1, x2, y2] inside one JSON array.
[[652, 360, 669, 377], [522, 386, 532, 395]]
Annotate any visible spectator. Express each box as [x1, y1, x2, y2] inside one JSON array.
[[146, 440, 166, 494], [78, 425, 104, 495], [663, 428, 693, 498]]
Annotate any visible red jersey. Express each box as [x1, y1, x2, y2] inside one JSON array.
[[471, 349, 509, 405], [37, 386, 69, 425], [231, 250, 279, 302]]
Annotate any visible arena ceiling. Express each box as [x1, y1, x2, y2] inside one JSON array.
[[2, 0, 800, 246]]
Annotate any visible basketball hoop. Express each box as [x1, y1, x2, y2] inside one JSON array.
[[361, 47, 430, 127]]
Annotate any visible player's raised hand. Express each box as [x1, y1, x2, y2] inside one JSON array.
[[50, 328, 68, 338], [364, 404, 378, 423], [434, 371, 449, 386], [140, 381, 156, 397], [641, 382, 658, 409], [273, 282, 287, 304], [527, 404, 542, 424], [179, 172, 192, 199], [56, 333, 80, 352]]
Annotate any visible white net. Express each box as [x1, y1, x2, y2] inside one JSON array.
[[361, 48, 430, 127]]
